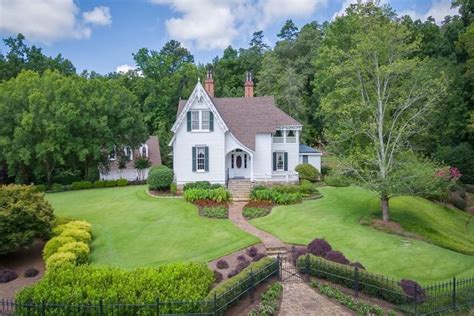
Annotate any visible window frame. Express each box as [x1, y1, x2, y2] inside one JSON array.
[[272, 130, 284, 143], [196, 146, 206, 172], [276, 151, 285, 171], [190, 110, 211, 132], [139, 144, 148, 158]]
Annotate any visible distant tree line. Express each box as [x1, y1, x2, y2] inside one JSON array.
[[0, 1, 472, 189]]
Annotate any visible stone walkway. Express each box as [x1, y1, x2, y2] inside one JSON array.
[[228, 202, 286, 249], [228, 202, 353, 316]]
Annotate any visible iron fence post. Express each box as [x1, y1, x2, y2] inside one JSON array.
[[41, 300, 45, 316], [354, 266, 359, 298], [414, 283, 418, 316], [99, 299, 103, 316], [277, 254, 281, 281], [305, 254, 310, 282], [156, 298, 160, 315], [213, 292, 217, 316], [250, 269, 255, 303], [452, 277, 456, 310]]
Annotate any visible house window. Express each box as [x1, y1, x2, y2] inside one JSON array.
[[276, 152, 285, 171], [139, 144, 148, 158], [124, 147, 133, 161], [201, 111, 210, 130], [286, 130, 296, 143], [109, 147, 116, 161], [303, 155, 308, 163], [191, 111, 200, 130], [273, 130, 284, 143], [196, 146, 206, 171]]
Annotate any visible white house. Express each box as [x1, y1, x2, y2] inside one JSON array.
[[169, 71, 321, 188]]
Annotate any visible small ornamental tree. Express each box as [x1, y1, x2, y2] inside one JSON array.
[[0, 185, 55, 254], [134, 157, 151, 181]]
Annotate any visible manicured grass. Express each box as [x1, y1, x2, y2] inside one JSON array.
[[251, 186, 474, 284], [46, 186, 258, 269]]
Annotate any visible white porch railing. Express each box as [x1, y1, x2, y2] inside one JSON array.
[[253, 171, 299, 183]]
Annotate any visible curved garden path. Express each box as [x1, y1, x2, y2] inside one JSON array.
[[228, 202, 353, 316]]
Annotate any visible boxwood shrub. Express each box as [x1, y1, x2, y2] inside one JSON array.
[[71, 181, 92, 190], [46, 251, 77, 268], [147, 166, 174, 191], [57, 242, 90, 264], [206, 257, 277, 310], [17, 263, 214, 312], [53, 220, 92, 236], [297, 255, 406, 304], [184, 188, 231, 203], [295, 163, 320, 182], [116, 179, 128, 187], [43, 236, 76, 260], [60, 228, 92, 244]]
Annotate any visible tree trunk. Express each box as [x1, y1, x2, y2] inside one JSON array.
[[381, 195, 390, 222]]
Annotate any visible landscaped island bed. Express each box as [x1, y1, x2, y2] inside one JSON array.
[[46, 185, 258, 268], [252, 186, 474, 284]]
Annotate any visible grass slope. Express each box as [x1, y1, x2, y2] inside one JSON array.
[[251, 186, 474, 284], [46, 186, 258, 269]]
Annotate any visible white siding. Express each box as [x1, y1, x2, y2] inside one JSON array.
[[299, 154, 322, 172], [101, 168, 151, 181], [173, 98, 226, 185], [271, 130, 300, 174], [253, 133, 272, 177]]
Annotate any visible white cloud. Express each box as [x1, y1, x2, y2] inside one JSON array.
[[150, 0, 327, 50], [116, 64, 136, 73], [0, 0, 111, 43], [83, 6, 112, 26], [399, 0, 458, 23]]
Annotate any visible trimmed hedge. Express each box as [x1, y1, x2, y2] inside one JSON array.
[[184, 188, 231, 203], [60, 228, 92, 244], [71, 181, 92, 190], [201, 206, 228, 219], [147, 165, 174, 191], [46, 252, 77, 268], [295, 163, 320, 182], [206, 257, 277, 311], [53, 220, 92, 236], [17, 263, 214, 311], [57, 241, 90, 264], [43, 236, 76, 260], [298, 254, 406, 304]]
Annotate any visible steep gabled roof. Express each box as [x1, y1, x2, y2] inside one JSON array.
[[177, 96, 301, 150]]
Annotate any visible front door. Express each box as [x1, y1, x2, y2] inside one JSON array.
[[230, 151, 249, 178]]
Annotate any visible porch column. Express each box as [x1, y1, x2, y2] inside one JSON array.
[[250, 153, 254, 182]]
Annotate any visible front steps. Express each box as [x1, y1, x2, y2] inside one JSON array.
[[228, 179, 253, 201]]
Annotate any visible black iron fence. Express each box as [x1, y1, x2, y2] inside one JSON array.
[[0, 258, 279, 315], [297, 254, 474, 315]]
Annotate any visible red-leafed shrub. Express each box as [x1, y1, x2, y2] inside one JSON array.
[[0, 269, 18, 283], [325, 251, 350, 265], [252, 253, 266, 262], [236, 259, 250, 271], [350, 262, 365, 270], [237, 255, 247, 262], [227, 269, 239, 278], [24, 268, 40, 278], [213, 270, 223, 283], [292, 247, 308, 262], [216, 259, 229, 270], [307, 238, 332, 257], [246, 246, 258, 258], [399, 279, 426, 302]]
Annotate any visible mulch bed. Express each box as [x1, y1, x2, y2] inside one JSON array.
[[0, 241, 45, 300], [243, 200, 273, 210], [148, 190, 179, 197]]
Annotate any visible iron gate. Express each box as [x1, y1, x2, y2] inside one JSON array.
[[279, 256, 303, 283]]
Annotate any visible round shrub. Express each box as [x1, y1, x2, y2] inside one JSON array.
[[60, 228, 92, 244], [307, 238, 332, 257], [216, 259, 229, 270], [24, 268, 40, 278], [147, 165, 174, 191], [46, 251, 77, 268], [58, 242, 90, 264], [50, 183, 65, 192], [54, 220, 92, 235], [237, 254, 247, 262], [0, 269, 18, 283], [399, 279, 426, 302], [295, 163, 320, 182], [246, 246, 258, 258], [252, 253, 266, 262], [43, 236, 76, 259], [325, 251, 350, 265], [213, 270, 223, 283]]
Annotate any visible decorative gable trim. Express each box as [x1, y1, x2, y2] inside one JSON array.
[[171, 81, 228, 134]]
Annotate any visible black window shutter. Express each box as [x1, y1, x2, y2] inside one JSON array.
[[192, 147, 196, 171], [272, 152, 277, 171], [284, 152, 288, 171], [204, 147, 209, 171], [187, 112, 191, 131], [209, 112, 214, 131]]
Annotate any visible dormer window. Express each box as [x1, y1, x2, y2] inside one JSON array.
[[273, 130, 284, 143], [286, 130, 296, 143], [187, 110, 214, 132]]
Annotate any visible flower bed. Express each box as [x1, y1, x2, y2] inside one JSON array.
[[243, 200, 273, 220]]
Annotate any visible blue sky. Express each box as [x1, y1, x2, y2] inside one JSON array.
[[0, 0, 458, 74]]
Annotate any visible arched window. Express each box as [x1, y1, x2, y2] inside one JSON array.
[[124, 147, 133, 161], [139, 144, 148, 158]]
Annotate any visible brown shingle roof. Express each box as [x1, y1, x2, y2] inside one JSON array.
[[177, 96, 301, 150]]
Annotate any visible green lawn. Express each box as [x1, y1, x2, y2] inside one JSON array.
[[251, 186, 474, 284], [46, 186, 258, 269]]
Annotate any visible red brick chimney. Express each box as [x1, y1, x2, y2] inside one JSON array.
[[204, 70, 214, 97], [244, 71, 254, 98]]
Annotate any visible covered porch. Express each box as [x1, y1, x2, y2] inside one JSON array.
[[225, 148, 253, 182]]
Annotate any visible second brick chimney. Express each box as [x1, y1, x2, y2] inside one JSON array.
[[244, 71, 254, 98], [204, 70, 214, 97]]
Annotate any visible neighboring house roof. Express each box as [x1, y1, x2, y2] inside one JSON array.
[[177, 96, 302, 150], [299, 144, 320, 154]]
